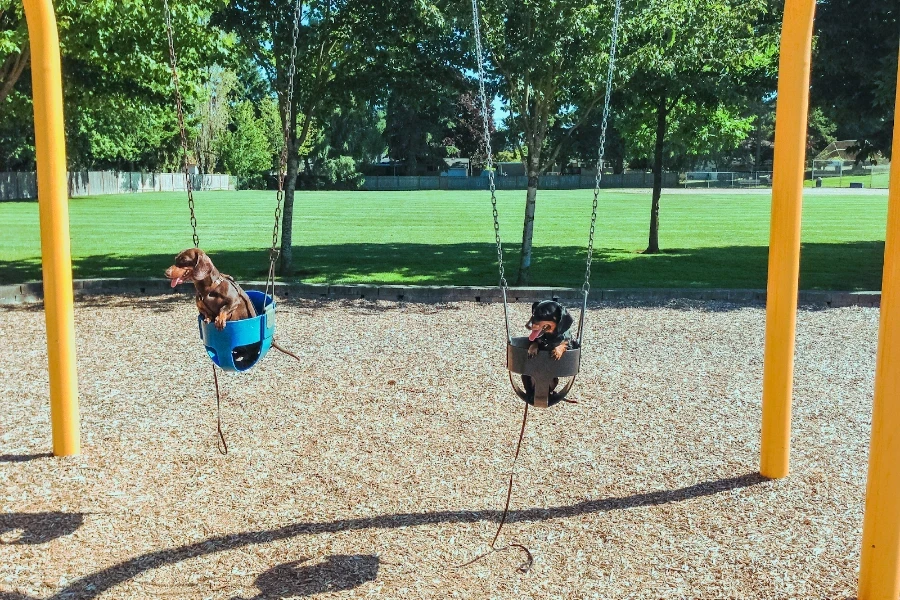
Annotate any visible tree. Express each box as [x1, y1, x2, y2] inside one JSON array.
[[214, 0, 363, 274], [216, 0, 456, 274], [444, 91, 495, 171], [217, 101, 273, 187], [377, 12, 471, 176], [617, 0, 778, 253], [811, 0, 898, 160], [217, 0, 336, 272], [0, 0, 223, 171], [0, 2, 29, 107], [306, 97, 383, 184], [195, 67, 238, 174], [477, 0, 620, 284]]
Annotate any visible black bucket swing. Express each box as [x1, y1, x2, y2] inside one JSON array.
[[471, 0, 621, 408], [163, 0, 303, 373]]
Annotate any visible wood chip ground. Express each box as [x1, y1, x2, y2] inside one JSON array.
[[0, 295, 878, 599]]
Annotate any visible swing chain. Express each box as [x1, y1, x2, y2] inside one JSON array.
[[267, 0, 303, 295], [471, 0, 512, 342], [582, 0, 622, 299], [163, 0, 199, 248], [472, 0, 506, 291]]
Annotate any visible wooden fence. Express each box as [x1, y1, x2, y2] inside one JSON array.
[[361, 172, 678, 191], [0, 171, 236, 201]]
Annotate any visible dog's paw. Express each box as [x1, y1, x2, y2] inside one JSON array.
[[527, 343, 539, 358], [552, 345, 566, 360], [214, 314, 227, 330]]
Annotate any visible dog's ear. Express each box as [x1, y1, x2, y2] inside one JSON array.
[[557, 306, 574, 335], [192, 251, 213, 280]]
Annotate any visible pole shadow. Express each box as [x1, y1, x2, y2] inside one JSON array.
[[0, 453, 53, 463], [24, 472, 767, 599]]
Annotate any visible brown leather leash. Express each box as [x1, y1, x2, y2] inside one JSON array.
[[271, 341, 302, 362], [456, 403, 534, 573], [208, 338, 300, 456], [211, 364, 228, 456]]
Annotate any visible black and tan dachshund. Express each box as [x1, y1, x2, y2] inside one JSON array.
[[523, 300, 575, 398]]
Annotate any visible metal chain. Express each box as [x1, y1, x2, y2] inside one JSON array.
[[578, 0, 622, 343], [266, 0, 303, 298], [471, 0, 512, 341], [162, 0, 199, 248], [583, 0, 622, 296]]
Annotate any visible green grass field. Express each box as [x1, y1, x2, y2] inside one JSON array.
[[0, 189, 889, 290]]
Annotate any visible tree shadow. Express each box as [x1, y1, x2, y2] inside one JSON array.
[[33, 472, 765, 599], [0, 241, 886, 290], [0, 512, 84, 545], [233, 555, 379, 599]]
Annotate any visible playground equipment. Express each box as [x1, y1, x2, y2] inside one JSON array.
[[470, 0, 622, 408], [18, 0, 900, 595], [160, 0, 302, 373]]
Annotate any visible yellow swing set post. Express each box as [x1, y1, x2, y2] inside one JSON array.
[[857, 46, 900, 600], [22, 0, 80, 456], [759, 0, 816, 479]]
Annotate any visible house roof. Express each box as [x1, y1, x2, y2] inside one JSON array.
[[443, 158, 470, 168]]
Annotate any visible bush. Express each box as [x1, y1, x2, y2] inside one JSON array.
[[320, 155, 364, 189]]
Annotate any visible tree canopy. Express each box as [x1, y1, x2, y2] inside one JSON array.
[[1, 0, 895, 283]]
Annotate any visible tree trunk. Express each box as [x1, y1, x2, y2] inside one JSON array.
[[646, 93, 667, 254], [0, 45, 30, 106], [406, 138, 418, 175], [517, 147, 541, 285], [279, 99, 310, 276], [755, 118, 763, 172]]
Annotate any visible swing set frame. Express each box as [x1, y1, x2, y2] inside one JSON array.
[[18, 0, 900, 595]]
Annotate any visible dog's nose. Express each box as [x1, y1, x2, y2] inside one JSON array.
[[164, 266, 174, 277]]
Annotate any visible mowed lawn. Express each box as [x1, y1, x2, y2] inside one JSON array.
[[0, 189, 889, 289]]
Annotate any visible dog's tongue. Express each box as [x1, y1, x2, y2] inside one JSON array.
[[529, 329, 542, 342], [170, 277, 182, 288]]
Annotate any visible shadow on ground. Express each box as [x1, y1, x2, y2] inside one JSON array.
[[234, 555, 380, 599], [0, 512, 84, 545], [0, 241, 886, 290], [0, 453, 53, 463], [0, 472, 767, 600]]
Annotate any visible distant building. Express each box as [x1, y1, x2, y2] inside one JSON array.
[[441, 158, 470, 177], [494, 161, 525, 176]]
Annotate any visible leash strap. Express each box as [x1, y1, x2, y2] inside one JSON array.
[[212, 365, 228, 455], [491, 402, 529, 547], [456, 403, 533, 573]]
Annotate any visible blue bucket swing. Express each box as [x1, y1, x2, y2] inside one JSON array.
[[164, 0, 302, 375], [198, 290, 276, 372]]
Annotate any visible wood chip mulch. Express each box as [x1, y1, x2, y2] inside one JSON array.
[[0, 295, 878, 599]]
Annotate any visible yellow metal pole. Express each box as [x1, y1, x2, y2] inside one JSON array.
[[857, 47, 900, 600], [758, 0, 816, 479], [22, 0, 80, 456]]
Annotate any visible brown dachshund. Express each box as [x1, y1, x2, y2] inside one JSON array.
[[165, 248, 256, 330]]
